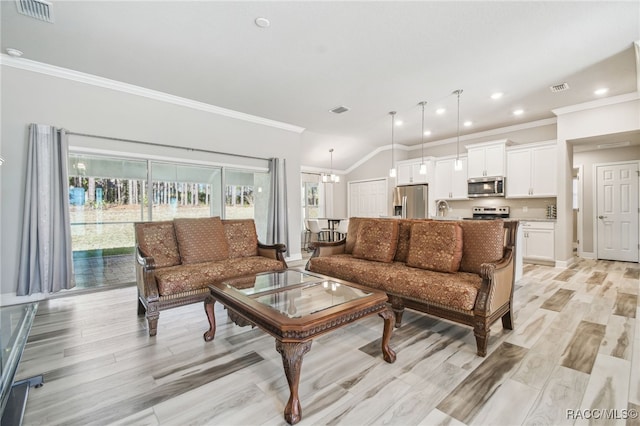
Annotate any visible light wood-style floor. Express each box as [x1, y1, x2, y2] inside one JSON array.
[[16, 258, 640, 425]]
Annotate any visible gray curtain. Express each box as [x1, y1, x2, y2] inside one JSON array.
[[267, 158, 289, 256], [17, 124, 74, 295]]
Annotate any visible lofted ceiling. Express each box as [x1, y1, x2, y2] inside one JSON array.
[[1, 1, 639, 170]]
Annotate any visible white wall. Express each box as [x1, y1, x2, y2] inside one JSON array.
[[1, 65, 303, 299], [556, 95, 640, 264], [573, 144, 640, 254]]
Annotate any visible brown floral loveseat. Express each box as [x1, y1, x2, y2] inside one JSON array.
[[306, 217, 518, 356], [135, 217, 287, 336]]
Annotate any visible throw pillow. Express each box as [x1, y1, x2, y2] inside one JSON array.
[[135, 221, 181, 268], [352, 219, 399, 263], [393, 219, 425, 263], [459, 219, 505, 274], [174, 217, 229, 264], [223, 219, 259, 258], [406, 221, 463, 273]]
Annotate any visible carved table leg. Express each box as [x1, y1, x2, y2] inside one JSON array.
[[275, 340, 312, 425], [203, 295, 216, 342], [379, 308, 397, 363]]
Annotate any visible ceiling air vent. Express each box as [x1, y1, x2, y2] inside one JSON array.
[[15, 0, 54, 23], [329, 106, 350, 114], [549, 82, 570, 93]]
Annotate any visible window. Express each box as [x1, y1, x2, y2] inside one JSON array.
[[67, 153, 266, 290], [301, 173, 323, 229]]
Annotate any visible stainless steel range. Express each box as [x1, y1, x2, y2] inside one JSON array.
[[465, 206, 510, 220]]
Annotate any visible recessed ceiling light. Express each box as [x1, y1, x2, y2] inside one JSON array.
[[395, 120, 403, 126], [436, 108, 446, 115], [6, 48, 23, 57], [463, 121, 473, 127], [594, 88, 609, 96], [423, 130, 432, 136], [490, 92, 503, 100], [513, 109, 524, 116], [255, 17, 270, 28]]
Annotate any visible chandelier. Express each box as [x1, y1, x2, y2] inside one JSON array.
[[322, 148, 340, 183]]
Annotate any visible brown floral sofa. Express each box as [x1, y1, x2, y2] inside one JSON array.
[[306, 217, 518, 356], [135, 217, 287, 336]]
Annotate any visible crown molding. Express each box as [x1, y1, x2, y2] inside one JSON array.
[[552, 92, 639, 116], [0, 55, 306, 134]]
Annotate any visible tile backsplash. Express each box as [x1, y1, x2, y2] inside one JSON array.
[[444, 198, 557, 219]]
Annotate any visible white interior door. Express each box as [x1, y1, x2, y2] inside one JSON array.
[[596, 162, 639, 262], [348, 179, 388, 218]]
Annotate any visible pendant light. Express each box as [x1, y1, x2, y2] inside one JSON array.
[[322, 148, 340, 183], [453, 89, 463, 171], [389, 111, 397, 178], [418, 101, 428, 175]]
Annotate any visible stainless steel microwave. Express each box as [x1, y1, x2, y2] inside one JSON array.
[[467, 176, 505, 197]]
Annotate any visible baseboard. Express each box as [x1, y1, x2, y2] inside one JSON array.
[[0, 292, 49, 307], [578, 251, 596, 259], [555, 256, 577, 268], [286, 252, 303, 262]]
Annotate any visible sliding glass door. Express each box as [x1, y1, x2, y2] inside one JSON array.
[[224, 169, 270, 241], [150, 162, 222, 220], [68, 154, 226, 290]]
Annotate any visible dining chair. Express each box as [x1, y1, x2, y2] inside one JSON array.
[[307, 219, 330, 243], [302, 220, 312, 252], [333, 219, 349, 241]]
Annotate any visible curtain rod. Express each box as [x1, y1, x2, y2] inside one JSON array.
[[65, 131, 270, 162]]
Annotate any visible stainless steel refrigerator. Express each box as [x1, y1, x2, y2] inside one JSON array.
[[393, 185, 428, 219]]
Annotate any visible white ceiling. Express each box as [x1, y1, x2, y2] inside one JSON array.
[[1, 1, 639, 170]]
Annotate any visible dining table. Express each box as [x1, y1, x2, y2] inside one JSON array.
[[317, 218, 345, 242]]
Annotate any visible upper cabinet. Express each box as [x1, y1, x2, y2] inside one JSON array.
[[506, 141, 557, 198], [466, 140, 509, 178], [434, 156, 468, 200], [396, 158, 433, 185]]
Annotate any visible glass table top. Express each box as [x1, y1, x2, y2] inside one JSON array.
[[224, 270, 324, 296], [0, 303, 38, 416], [222, 270, 372, 318]]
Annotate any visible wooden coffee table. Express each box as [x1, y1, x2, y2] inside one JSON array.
[[203, 269, 396, 425]]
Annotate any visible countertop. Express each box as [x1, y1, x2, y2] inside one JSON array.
[[429, 216, 556, 223]]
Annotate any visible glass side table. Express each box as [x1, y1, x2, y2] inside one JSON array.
[[1, 303, 41, 425]]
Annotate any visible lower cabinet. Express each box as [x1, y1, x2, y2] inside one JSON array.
[[521, 221, 555, 264]]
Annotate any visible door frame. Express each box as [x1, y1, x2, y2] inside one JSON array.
[[574, 165, 585, 258], [592, 160, 640, 262]]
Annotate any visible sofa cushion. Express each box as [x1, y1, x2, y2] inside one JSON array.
[[135, 221, 181, 268], [459, 219, 505, 274], [406, 221, 463, 273], [174, 217, 229, 264], [394, 219, 428, 263], [155, 256, 286, 296], [308, 255, 481, 311], [352, 219, 399, 263], [223, 219, 259, 258], [344, 217, 364, 254]]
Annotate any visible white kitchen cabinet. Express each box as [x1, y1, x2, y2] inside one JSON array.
[[466, 140, 508, 178], [521, 221, 555, 264], [434, 156, 468, 200], [506, 142, 557, 197], [396, 159, 432, 185]]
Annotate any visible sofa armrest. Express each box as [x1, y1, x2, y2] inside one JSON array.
[[309, 240, 346, 257], [135, 247, 160, 302], [257, 242, 288, 265], [473, 247, 515, 316]]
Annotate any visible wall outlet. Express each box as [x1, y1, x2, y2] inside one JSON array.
[[522, 206, 528, 213]]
